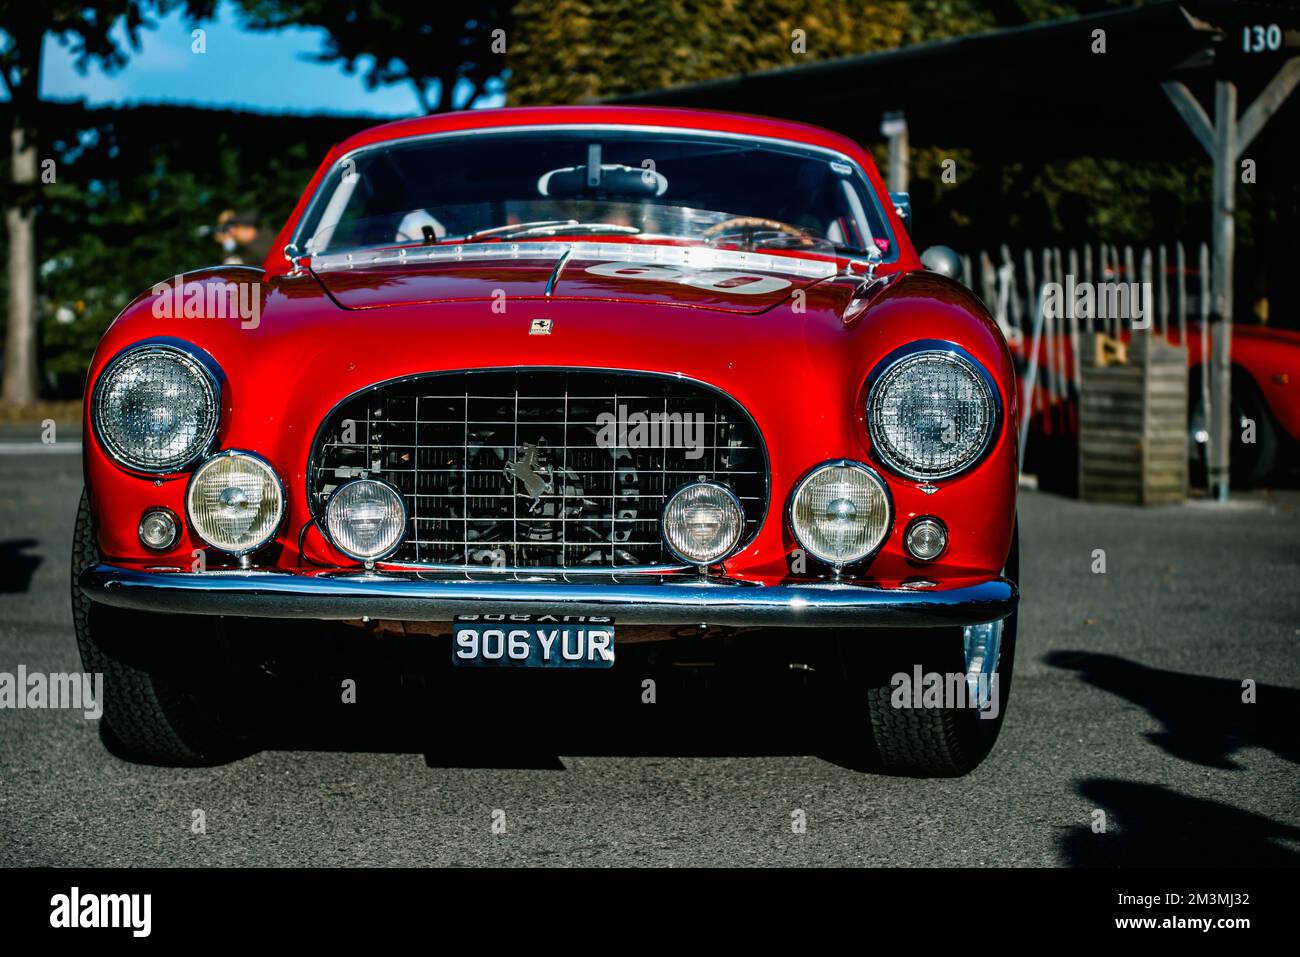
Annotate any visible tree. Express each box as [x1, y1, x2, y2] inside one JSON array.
[[0, 1, 215, 403], [235, 1, 510, 113], [505, 0, 917, 107]]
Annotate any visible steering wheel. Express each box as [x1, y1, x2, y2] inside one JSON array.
[[702, 216, 816, 249]]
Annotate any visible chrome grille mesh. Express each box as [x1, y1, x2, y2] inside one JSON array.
[[309, 370, 766, 568]]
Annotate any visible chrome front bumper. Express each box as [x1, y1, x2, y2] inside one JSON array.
[[79, 565, 1017, 629]]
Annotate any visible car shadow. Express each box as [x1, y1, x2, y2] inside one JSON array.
[[1046, 650, 1299, 769], [0, 538, 42, 594], [254, 674, 842, 771], [225, 627, 853, 771], [1059, 778, 1300, 866]]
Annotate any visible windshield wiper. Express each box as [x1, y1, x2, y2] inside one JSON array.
[[435, 220, 579, 244], [446, 221, 641, 243], [505, 222, 641, 238]]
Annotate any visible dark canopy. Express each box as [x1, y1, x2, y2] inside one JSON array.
[[610, 0, 1300, 160]]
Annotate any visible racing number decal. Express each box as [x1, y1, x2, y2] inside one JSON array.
[[584, 261, 792, 296]]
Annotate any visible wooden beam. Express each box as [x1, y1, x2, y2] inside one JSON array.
[[881, 110, 909, 194], [1162, 81, 1215, 158], [1237, 57, 1300, 157], [1209, 80, 1236, 502]]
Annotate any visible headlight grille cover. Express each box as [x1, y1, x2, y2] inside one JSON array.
[[93, 344, 219, 471], [867, 349, 996, 480]]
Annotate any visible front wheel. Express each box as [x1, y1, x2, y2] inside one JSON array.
[[828, 521, 1019, 777], [71, 491, 255, 766]]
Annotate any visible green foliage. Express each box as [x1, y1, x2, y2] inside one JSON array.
[[232, 0, 509, 111], [505, 0, 912, 106], [18, 102, 340, 395]]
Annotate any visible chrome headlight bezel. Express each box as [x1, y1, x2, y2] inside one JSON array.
[[91, 340, 222, 474], [865, 341, 1001, 482], [787, 459, 893, 568]]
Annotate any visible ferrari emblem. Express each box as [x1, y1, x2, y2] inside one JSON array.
[[503, 443, 554, 513], [529, 318, 552, 335]]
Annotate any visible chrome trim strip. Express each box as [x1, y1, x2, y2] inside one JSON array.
[[309, 239, 840, 280], [79, 564, 1017, 629]]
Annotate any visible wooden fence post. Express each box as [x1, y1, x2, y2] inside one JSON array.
[[1175, 240, 1187, 347]]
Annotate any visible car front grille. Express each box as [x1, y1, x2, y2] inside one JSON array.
[[309, 369, 767, 569]]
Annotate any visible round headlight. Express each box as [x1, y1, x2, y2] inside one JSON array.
[[325, 479, 407, 562], [186, 451, 284, 555], [789, 461, 890, 567], [867, 348, 996, 480], [662, 481, 745, 566], [93, 344, 220, 472]]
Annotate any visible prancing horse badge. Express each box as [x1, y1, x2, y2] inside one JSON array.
[[504, 443, 554, 513], [529, 318, 553, 335]]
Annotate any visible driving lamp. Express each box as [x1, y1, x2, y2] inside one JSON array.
[[789, 461, 890, 567], [186, 451, 284, 555]]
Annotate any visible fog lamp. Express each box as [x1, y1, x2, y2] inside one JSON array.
[[325, 479, 407, 562], [662, 481, 745, 566]]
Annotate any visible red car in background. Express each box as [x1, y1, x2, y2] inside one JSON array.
[[73, 106, 1020, 776], [1008, 289, 1300, 489]]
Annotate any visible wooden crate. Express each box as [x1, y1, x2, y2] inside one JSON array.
[[1078, 333, 1188, 504]]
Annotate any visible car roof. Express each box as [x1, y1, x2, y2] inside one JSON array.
[[331, 105, 871, 163]]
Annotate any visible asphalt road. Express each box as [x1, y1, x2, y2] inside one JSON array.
[[2, 435, 1297, 867]]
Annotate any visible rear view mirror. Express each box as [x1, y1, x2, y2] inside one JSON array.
[[538, 164, 669, 198]]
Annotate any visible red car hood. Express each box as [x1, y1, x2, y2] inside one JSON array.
[[308, 242, 841, 315]]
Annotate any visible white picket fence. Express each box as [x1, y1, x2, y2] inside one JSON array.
[[956, 241, 1213, 466]]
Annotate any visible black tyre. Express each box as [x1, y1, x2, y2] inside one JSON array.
[[830, 519, 1019, 777], [1189, 368, 1278, 488], [71, 490, 254, 765]]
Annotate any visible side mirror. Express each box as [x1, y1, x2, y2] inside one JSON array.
[[920, 245, 962, 279], [889, 191, 911, 234]]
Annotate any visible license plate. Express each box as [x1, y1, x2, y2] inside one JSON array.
[[451, 615, 615, 668]]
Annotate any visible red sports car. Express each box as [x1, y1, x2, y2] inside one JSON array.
[[73, 106, 1020, 776]]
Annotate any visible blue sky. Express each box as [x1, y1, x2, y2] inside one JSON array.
[[37, 2, 504, 117]]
